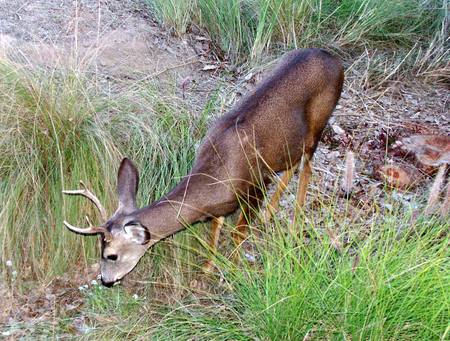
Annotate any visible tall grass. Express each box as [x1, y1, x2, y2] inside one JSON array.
[[222, 217, 449, 340], [0, 59, 210, 282], [67, 206, 449, 340], [0, 61, 116, 280], [151, 0, 195, 35], [149, 0, 449, 84]]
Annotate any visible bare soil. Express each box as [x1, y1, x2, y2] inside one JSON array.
[[0, 0, 217, 109]]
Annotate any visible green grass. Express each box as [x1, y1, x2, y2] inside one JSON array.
[[0, 26, 448, 339], [57, 207, 448, 340], [0, 59, 211, 282], [225, 217, 449, 340], [0, 61, 114, 279], [148, 0, 449, 85]]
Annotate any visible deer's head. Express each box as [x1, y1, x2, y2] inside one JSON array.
[[63, 158, 152, 287]]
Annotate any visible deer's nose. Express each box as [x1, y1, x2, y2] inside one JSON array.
[[101, 277, 116, 287], [106, 254, 118, 261]]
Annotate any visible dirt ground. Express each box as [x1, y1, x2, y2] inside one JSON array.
[[0, 0, 220, 109], [1, 0, 449, 336]]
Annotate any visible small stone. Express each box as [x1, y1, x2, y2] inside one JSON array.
[[332, 124, 345, 135], [244, 72, 253, 81], [202, 64, 218, 71]]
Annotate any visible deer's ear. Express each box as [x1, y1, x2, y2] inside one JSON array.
[[117, 158, 139, 214], [124, 222, 151, 245]]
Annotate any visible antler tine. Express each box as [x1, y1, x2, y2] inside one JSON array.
[[63, 220, 101, 234], [62, 180, 108, 221], [63, 181, 112, 241], [63, 220, 112, 240]]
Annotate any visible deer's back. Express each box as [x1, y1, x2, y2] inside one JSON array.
[[190, 48, 343, 212]]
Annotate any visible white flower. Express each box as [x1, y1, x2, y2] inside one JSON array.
[[244, 252, 256, 262], [91, 280, 98, 286], [133, 294, 139, 300], [5, 260, 12, 267]]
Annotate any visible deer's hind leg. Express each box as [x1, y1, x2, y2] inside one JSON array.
[[265, 153, 312, 217], [296, 153, 312, 208], [296, 87, 339, 209], [264, 165, 297, 221], [202, 216, 225, 273]]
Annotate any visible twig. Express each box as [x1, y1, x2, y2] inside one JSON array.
[[136, 57, 199, 83]]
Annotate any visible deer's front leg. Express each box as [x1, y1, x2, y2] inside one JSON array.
[[231, 186, 264, 261], [232, 209, 249, 248], [202, 216, 225, 273]]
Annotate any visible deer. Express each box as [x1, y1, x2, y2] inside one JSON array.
[[63, 48, 344, 287]]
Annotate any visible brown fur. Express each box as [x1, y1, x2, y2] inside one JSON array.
[[64, 48, 344, 285], [137, 48, 344, 233]]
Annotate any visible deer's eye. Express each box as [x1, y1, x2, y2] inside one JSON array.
[[106, 254, 118, 261]]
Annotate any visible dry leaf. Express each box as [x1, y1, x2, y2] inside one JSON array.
[[402, 134, 450, 168], [379, 164, 414, 189]]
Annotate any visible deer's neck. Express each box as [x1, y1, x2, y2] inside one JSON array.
[[135, 176, 208, 240]]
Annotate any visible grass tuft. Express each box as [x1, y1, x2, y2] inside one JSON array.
[[74, 205, 449, 340], [148, 0, 449, 85], [0, 59, 211, 282]]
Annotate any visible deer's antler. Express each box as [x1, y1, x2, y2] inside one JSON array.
[[63, 180, 111, 241]]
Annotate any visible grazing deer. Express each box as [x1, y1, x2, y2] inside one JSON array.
[[63, 48, 344, 286]]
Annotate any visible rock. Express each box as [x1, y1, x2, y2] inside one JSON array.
[[202, 64, 218, 71], [331, 124, 345, 135]]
